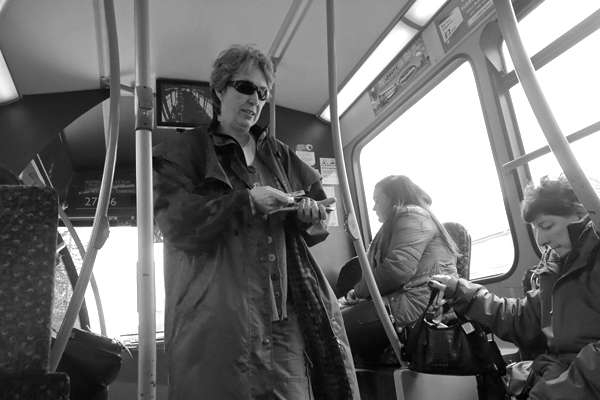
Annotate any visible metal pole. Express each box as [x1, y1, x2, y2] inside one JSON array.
[[325, 0, 403, 364], [49, 0, 121, 372], [134, 0, 156, 398], [270, 61, 277, 139], [494, 0, 600, 229]]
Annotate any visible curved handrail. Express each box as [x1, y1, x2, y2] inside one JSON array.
[[56, 206, 108, 336], [325, 0, 403, 364], [267, 0, 314, 139], [50, 0, 121, 372], [494, 0, 600, 230]]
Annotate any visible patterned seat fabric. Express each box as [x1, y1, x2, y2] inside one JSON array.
[[0, 185, 69, 399], [442, 222, 471, 280], [0, 372, 70, 400]]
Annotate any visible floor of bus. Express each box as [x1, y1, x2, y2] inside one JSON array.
[[109, 345, 398, 399], [108, 344, 520, 399]]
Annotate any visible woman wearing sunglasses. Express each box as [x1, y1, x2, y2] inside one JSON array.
[[152, 44, 359, 400]]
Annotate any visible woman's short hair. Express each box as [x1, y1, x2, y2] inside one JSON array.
[[210, 44, 274, 116], [520, 175, 597, 223]]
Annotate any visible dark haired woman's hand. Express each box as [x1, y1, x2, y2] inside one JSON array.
[[345, 289, 361, 305], [429, 275, 459, 298]]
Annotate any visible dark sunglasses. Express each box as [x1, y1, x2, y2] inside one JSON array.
[[227, 80, 269, 101]]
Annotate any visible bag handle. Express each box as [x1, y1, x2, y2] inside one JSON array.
[[481, 331, 507, 375], [403, 288, 440, 361]]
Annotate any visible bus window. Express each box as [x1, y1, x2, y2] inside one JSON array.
[[55, 226, 165, 344], [359, 63, 514, 280], [504, 1, 600, 183]]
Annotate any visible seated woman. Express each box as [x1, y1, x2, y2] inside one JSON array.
[[430, 175, 600, 399], [341, 175, 459, 365]]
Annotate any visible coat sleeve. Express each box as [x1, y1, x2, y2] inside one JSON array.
[[530, 341, 600, 400], [153, 152, 252, 255], [448, 279, 548, 353], [354, 211, 436, 297]]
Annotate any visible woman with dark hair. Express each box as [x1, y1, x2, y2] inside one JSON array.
[[430, 175, 600, 399], [153, 44, 359, 399], [342, 175, 458, 365]]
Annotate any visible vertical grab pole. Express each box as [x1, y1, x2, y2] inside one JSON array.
[[494, 0, 600, 229], [134, 0, 156, 398], [325, 0, 403, 363], [270, 63, 277, 139]]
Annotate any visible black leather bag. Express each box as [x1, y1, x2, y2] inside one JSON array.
[[402, 289, 506, 376], [54, 328, 127, 399]]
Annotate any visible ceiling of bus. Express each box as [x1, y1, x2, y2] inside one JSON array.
[[0, 0, 415, 173], [0, 0, 410, 115]]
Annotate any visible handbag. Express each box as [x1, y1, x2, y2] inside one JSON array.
[[54, 327, 128, 397], [401, 288, 506, 376]]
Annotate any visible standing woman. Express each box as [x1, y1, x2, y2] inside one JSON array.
[[153, 45, 359, 399], [343, 175, 458, 364]]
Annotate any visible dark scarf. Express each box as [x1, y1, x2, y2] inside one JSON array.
[[285, 228, 353, 400]]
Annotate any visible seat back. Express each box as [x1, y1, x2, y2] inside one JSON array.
[[0, 184, 70, 398], [442, 222, 471, 280], [334, 256, 362, 299]]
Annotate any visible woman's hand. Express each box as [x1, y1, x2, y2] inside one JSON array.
[[295, 197, 336, 224], [250, 186, 293, 215], [345, 289, 361, 305], [428, 274, 458, 297]]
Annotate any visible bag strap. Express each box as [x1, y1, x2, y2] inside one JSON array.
[[480, 330, 507, 375], [403, 288, 440, 360]]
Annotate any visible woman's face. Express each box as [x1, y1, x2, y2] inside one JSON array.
[[373, 186, 392, 223], [217, 66, 268, 135], [530, 213, 581, 258]]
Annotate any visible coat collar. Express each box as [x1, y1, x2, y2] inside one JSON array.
[[209, 123, 291, 192], [560, 216, 598, 276], [536, 216, 594, 276]]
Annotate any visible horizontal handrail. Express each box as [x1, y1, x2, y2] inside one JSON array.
[[503, 121, 600, 172]]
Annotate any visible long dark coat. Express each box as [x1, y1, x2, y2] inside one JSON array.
[[153, 124, 360, 400]]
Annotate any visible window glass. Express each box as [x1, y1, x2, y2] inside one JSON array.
[[359, 63, 513, 280], [507, 16, 600, 183], [56, 226, 165, 344], [503, 0, 600, 72]]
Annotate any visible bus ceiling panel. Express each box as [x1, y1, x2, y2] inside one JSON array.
[[0, 0, 411, 116], [0, 89, 109, 176], [0, 0, 102, 96], [62, 96, 137, 173]]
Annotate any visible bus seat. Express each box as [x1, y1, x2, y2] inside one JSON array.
[[394, 369, 479, 400], [443, 222, 471, 280], [335, 256, 361, 298], [0, 184, 70, 399]]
